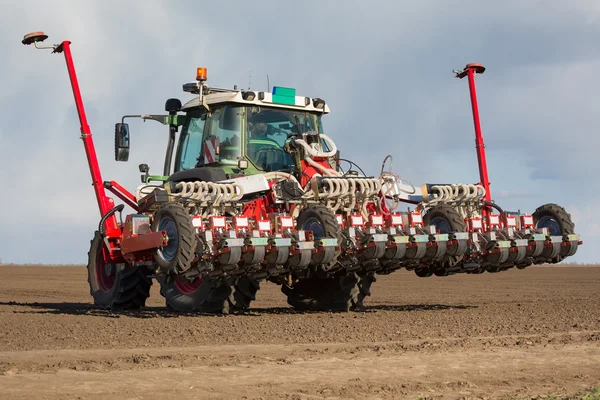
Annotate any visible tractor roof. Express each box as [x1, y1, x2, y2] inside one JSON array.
[[181, 84, 330, 114]]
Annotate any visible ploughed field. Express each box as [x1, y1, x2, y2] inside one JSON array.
[[0, 265, 599, 399]]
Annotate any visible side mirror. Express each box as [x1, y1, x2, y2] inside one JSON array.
[[138, 163, 149, 183], [114, 123, 130, 161], [165, 98, 182, 113]]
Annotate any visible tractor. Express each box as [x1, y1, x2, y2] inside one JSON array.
[[22, 33, 582, 313]]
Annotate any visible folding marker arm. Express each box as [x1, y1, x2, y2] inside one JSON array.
[[455, 63, 492, 212], [22, 32, 120, 236]]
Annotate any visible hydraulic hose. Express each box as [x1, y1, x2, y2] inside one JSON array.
[[98, 204, 125, 237], [485, 201, 504, 214], [174, 181, 244, 205], [294, 134, 338, 159]]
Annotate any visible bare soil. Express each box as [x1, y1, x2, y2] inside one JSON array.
[[0, 265, 599, 399]]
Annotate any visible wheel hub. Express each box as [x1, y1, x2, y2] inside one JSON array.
[[95, 250, 115, 292], [430, 216, 452, 234], [157, 218, 179, 261], [174, 275, 203, 295], [536, 216, 561, 236], [302, 216, 326, 238]]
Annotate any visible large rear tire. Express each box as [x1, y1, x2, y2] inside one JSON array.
[[423, 204, 466, 234], [87, 231, 152, 310], [295, 204, 343, 251], [283, 205, 361, 312], [354, 272, 376, 309], [232, 276, 261, 310], [532, 203, 575, 263], [282, 272, 360, 312], [532, 203, 575, 235], [159, 275, 236, 314], [423, 204, 467, 275]]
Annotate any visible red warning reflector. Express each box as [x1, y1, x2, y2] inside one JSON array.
[[257, 220, 271, 232], [210, 216, 226, 229], [192, 216, 204, 229], [349, 215, 364, 227], [234, 216, 249, 228], [504, 215, 517, 228], [488, 214, 500, 227], [409, 212, 423, 227], [370, 214, 384, 226], [279, 216, 294, 229], [469, 218, 483, 230], [521, 215, 534, 228], [389, 214, 404, 227]]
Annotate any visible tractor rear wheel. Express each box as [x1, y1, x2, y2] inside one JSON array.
[[283, 205, 363, 311], [282, 272, 360, 312], [532, 203, 575, 236], [532, 203, 575, 263], [423, 204, 467, 275], [86, 231, 152, 310], [295, 204, 343, 252], [354, 272, 376, 309], [232, 276, 261, 310], [423, 204, 466, 234], [159, 275, 236, 314]]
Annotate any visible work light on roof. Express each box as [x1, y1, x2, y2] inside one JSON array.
[[241, 91, 256, 101], [312, 98, 326, 109]]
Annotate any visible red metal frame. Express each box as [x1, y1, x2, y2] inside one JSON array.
[[60, 41, 121, 235], [298, 159, 331, 188], [105, 180, 139, 212], [456, 64, 492, 208]]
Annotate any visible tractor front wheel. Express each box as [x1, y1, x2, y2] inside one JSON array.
[[86, 231, 152, 310], [151, 203, 196, 274]]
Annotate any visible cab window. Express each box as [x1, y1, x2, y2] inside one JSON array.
[[202, 105, 242, 165], [246, 107, 304, 171], [176, 109, 206, 171]]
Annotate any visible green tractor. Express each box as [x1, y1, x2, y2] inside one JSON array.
[[24, 33, 581, 314]]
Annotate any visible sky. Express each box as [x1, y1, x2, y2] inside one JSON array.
[[0, 0, 598, 264]]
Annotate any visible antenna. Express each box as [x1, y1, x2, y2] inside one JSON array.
[[267, 75, 270, 92], [248, 70, 252, 89]]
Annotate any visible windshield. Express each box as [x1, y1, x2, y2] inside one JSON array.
[[175, 104, 323, 173], [247, 106, 319, 171], [175, 105, 242, 171]]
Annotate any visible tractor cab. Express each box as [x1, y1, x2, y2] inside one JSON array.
[[168, 70, 331, 182]]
